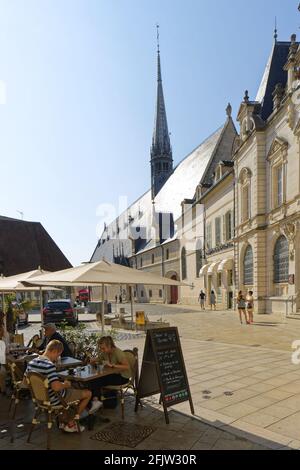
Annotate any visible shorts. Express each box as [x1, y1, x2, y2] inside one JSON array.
[[64, 388, 86, 403]]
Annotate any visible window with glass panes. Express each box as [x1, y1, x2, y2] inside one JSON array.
[[206, 223, 212, 249], [244, 245, 254, 285], [274, 236, 289, 283], [215, 217, 221, 245], [228, 269, 233, 286], [276, 165, 283, 207], [225, 211, 232, 241]]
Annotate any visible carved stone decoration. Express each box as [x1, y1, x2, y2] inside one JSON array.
[[288, 102, 296, 129], [294, 118, 300, 138], [281, 222, 298, 260]]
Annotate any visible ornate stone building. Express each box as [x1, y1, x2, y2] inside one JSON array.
[[91, 26, 300, 315], [233, 34, 300, 315]]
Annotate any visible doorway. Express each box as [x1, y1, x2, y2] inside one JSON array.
[[170, 275, 178, 304]]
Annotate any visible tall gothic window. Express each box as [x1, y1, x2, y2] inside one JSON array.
[[181, 247, 187, 280], [274, 236, 289, 283], [196, 249, 203, 278], [244, 245, 254, 286]]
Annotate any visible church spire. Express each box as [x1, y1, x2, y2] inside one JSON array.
[[150, 25, 173, 199]]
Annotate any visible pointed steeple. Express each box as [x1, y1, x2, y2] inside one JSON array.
[[150, 25, 173, 199]]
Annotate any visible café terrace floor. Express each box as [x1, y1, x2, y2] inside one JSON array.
[[3, 302, 300, 450], [0, 393, 268, 451]]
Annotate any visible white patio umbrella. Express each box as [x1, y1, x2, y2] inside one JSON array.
[[0, 269, 61, 328], [24, 260, 186, 333]]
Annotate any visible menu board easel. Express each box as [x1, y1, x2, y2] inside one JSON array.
[[135, 327, 194, 424]]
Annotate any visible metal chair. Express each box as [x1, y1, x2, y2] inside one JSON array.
[[101, 348, 139, 420], [26, 372, 81, 450]]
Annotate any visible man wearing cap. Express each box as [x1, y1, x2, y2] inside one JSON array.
[[38, 323, 73, 358]]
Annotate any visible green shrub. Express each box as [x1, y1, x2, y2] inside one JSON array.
[[57, 322, 116, 360]]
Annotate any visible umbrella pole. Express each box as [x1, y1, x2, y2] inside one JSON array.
[[2, 292, 7, 334], [101, 283, 105, 335], [130, 286, 134, 330], [40, 287, 43, 325]]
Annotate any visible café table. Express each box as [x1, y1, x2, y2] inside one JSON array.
[[57, 364, 122, 382], [56, 357, 83, 371], [6, 352, 38, 364]]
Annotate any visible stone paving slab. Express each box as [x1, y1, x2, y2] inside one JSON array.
[[14, 304, 300, 448]]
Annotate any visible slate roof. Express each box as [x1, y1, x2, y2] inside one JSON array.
[[256, 41, 292, 121], [91, 118, 236, 262], [0, 217, 72, 276]]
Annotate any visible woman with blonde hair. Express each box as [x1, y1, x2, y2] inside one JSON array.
[[236, 291, 249, 324], [88, 336, 130, 398]]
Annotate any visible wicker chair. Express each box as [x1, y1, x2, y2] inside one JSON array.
[[101, 348, 139, 420], [26, 334, 43, 349], [8, 361, 28, 418], [10, 334, 24, 346], [26, 372, 81, 450], [7, 361, 29, 443]]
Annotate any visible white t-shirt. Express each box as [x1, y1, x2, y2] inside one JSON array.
[[0, 339, 6, 365]]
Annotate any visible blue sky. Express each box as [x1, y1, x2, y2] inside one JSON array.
[[0, 0, 298, 266]]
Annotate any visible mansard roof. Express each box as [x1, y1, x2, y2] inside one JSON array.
[[256, 41, 293, 121]]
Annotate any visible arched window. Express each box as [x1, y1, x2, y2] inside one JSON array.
[[181, 247, 187, 280], [196, 249, 203, 278], [274, 236, 289, 283], [243, 245, 253, 285]]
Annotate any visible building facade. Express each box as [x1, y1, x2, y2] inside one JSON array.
[[233, 35, 300, 315], [91, 26, 300, 315]]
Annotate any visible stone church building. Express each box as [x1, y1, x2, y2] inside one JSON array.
[[91, 29, 300, 316]]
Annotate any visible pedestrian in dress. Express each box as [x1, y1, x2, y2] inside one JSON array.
[[210, 290, 216, 311]]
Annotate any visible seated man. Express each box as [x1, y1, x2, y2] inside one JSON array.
[[38, 323, 73, 358], [26, 339, 99, 432]]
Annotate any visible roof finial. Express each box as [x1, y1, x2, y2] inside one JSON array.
[[274, 17, 278, 42], [156, 23, 160, 53], [244, 90, 249, 103], [226, 103, 232, 117]]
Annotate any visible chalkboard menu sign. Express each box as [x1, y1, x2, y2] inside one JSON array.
[[135, 327, 194, 424]]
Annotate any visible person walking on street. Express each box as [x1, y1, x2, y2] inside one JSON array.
[[236, 291, 249, 324], [198, 290, 206, 310], [246, 291, 254, 324], [210, 290, 216, 311]]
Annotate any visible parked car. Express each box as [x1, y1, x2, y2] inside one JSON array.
[[12, 301, 29, 326], [43, 299, 78, 326]]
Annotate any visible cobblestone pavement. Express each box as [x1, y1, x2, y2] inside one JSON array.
[[17, 303, 300, 449]]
